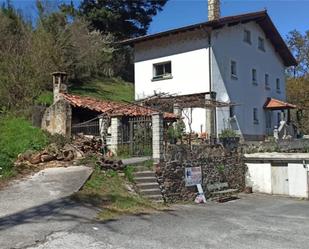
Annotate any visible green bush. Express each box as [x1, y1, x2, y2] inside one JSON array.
[[0, 116, 49, 178], [124, 165, 135, 183], [219, 128, 238, 138]]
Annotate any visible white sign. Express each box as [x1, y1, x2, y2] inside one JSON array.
[[185, 167, 202, 186]]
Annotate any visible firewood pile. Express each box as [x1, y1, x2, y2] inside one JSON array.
[[15, 135, 103, 167], [99, 157, 124, 171]]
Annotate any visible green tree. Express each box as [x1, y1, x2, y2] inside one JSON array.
[[79, 0, 168, 40]]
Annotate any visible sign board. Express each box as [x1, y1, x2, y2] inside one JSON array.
[[185, 167, 202, 186]]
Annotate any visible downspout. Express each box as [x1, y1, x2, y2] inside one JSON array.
[[206, 29, 217, 141]]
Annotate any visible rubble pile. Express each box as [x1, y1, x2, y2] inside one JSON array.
[[15, 135, 102, 167]]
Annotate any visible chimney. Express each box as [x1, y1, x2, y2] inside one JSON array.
[[52, 72, 68, 104], [208, 0, 220, 21]]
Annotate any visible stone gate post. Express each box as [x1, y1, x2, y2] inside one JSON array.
[[152, 112, 164, 162], [110, 116, 121, 155]]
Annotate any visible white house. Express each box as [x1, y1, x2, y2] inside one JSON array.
[[121, 0, 297, 141]]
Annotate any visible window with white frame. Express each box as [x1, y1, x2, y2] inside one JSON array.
[[153, 61, 172, 80], [253, 108, 259, 124], [265, 74, 270, 89], [244, 30, 251, 44], [276, 78, 281, 92], [258, 37, 265, 51], [252, 69, 257, 84], [231, 60, 237, 79]]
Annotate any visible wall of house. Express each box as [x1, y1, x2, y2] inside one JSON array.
[[134, 30, 210, 99], [212, 21, 286, 139], [41, 100, 72, 136]]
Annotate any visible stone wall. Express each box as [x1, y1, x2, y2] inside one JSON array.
[[41, 100, 72, 136], [155, 144, 246, 202]]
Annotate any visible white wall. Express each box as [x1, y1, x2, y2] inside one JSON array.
[[288, 163, 308, 198], [246, 161, 309, 198], [246, 163, 272, 194], [212, 22, 286, 139], [134, 30, 210, 100], [134, 21, 289, 137]]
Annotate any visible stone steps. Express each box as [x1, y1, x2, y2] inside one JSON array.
[[133, 170, 164, 202]]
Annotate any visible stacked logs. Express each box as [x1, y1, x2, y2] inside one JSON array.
[[99, 157, 124, 171], [15, 135, 103, 166]]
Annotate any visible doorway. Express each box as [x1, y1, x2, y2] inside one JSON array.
[[271, 162, 289, 196]]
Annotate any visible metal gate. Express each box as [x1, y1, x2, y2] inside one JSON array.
[[72, 119, 100, 136], [125, 116, 152, 156]]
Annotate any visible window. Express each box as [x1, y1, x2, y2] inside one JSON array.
[[252, 69, 257, 84], [229, 106, 235, 118], [253, 108, 259, 124], [231, 60, 237, 79], [265, 74, 270, 89], [276, 78, 281, 92], [258, 37, 265, 51], [244, 30, 251, 44], [153, 61, 172, 80]]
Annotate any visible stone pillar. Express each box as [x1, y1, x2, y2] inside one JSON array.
[[110, 117, 121, 154], [99, 115, 109, 145], [205, 92, 217, 142], [152, 112, 164, 162]]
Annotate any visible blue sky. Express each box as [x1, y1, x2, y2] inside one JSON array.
[[2, 0, 309, 38]]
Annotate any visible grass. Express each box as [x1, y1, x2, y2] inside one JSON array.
[[74, 166, 165, 220], [70, 77, 134, 102], [0, 116, 49, 179]]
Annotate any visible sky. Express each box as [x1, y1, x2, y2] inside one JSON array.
[[2, 0, 309, 38]]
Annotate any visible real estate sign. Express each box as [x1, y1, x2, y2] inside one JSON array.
[[185, 167, 202, 186]]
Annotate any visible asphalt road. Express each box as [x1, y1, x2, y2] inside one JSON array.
[[25, 194, 309, 249]]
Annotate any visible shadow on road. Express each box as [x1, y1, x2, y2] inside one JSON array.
[[0, 196, 98, 231]]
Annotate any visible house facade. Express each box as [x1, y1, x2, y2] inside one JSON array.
[[122, 3, 297, 141]]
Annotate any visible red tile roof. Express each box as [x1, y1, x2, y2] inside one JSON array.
[[264, 98, 296, 110], [62, 93, 177, 119]]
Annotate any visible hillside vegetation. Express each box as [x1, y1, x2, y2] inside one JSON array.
[[70, 78, 134, 102], [36, 77, 134, 106], [0, 117, 49, 179]]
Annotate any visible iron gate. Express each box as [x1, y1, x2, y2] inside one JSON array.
[[72, 119, 100, 136], [122, 116, 152, 156]]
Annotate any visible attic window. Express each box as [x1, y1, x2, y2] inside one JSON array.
[[258, 37, 265, 51], [153, 61, 172, 81], [244, 30, 251, 44]]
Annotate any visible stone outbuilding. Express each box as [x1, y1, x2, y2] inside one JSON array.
[[41, 72, 177, 158]]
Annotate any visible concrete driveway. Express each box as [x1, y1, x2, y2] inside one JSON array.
[[23, 194, 309, 249], [0, 166, 95, 249]]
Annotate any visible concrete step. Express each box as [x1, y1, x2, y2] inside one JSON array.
[[133, 171, 155, 178], [134, 176, 157, 183], [140, 188, 162, 196], [145, 194, 164, 201], [136, 182, 160, 190]]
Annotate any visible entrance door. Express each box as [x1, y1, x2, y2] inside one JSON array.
[[271, 163, 289, 195], [265, 111, 272, 135]]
